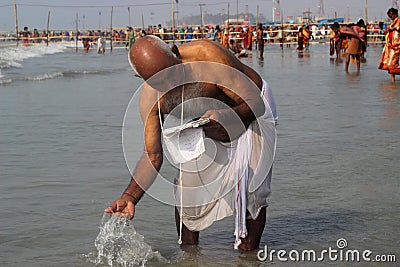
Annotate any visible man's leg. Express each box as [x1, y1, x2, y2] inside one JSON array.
[[336, 43, 341, 61], [175, 207, 199, 245], [238, 207, 267, 251], [345, 54, 350, 72]]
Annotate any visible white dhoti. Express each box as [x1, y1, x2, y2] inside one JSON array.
[[172, 79, 277, 249]]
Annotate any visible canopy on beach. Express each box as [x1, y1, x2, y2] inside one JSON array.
[[317, 18, 345, 24]]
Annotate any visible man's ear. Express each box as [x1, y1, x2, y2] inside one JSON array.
[[170, 44, 181, 58]]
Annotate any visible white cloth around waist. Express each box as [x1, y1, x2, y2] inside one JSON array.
[[171, 79, 277, 248]]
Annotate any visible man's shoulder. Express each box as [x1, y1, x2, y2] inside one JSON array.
[[180, 40, 240, 62], [182, 39, 219, 49]]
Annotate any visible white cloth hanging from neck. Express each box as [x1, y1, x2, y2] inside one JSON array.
[[163, 124, 205, 164]]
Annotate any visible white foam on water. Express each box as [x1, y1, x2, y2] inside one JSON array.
[[0, 68, 12, 84], [25, 71, 64, 81], [0, 44, 65, 70], [84, 214, 168, 267], [0, 78, 12, 85]]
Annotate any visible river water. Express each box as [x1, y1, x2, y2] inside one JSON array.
[[0, 42, 399, 266]]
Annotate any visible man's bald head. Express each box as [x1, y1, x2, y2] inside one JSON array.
[[129, 35, 180, 80]]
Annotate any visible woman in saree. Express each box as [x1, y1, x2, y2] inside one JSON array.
[[378, 8, 400, 83]]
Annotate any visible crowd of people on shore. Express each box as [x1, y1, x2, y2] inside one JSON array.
[[0, 20, 388, 49], [2, 13, 400, 82]]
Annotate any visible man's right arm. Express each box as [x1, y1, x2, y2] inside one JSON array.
[[105, 87, 163, 218]]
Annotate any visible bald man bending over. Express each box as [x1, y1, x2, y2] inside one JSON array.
[[105, 36, 277, 251]]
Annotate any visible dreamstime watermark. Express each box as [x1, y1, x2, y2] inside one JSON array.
[[257, 238, 397, 263]]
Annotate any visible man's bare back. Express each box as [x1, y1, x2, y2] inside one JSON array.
[[178, 40, 263, 88]]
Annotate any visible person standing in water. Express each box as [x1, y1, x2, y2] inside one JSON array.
[[105, 36, 277, 251], [21, 26, 31, 46], [378, 8, 400, 83], [329, 22, 342, 61], [341, 25, 363, 73], [297, 27, 304, 51], [256, 24, 264, 60]]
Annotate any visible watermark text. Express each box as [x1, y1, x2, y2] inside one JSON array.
[[257, 238, 396, 263]]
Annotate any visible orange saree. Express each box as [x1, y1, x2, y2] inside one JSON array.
[[378, 17, 400, 74]]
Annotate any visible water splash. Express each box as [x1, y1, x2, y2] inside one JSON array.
[[85, 214, 167, 267]]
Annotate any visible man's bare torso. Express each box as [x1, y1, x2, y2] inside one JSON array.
[[158, 40, 262, 117], [159, 83, 235, 117]]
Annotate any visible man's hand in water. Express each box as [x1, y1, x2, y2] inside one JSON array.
[[104, 198, 135, 219]]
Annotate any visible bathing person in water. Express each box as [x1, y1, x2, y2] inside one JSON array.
[[378, 8, 400, 82], [105, 36, 277, 251]]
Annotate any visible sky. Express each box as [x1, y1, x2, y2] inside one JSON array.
[[0, 0, 395, 31]]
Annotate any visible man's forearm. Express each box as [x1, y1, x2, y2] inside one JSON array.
[[232, 100, 264, 127], [122, 178, 145, 205], [121, 152, 163, 204], [203, 100, 263, 141]]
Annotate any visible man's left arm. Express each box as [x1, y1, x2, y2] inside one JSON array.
[[201, 76, 265, 141]]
